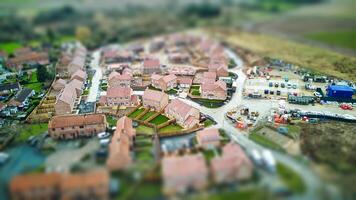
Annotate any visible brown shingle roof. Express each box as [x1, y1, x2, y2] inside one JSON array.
[[10, 173, 61, 192], [48, 114, 106, 129], [143, 89, 168, 103]]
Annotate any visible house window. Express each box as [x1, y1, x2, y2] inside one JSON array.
[[52, 128, 55, 131], [79, 125, 84, 129]]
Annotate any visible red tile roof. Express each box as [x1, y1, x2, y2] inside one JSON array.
[[196, 128, 220, 144], [106, 87, 132, 98], [201, 80, 227, 92], [143, 89, 168, 102], [143, 58, 160, 69], [48, 114, 106, 129], [10, 173, 61, 192]]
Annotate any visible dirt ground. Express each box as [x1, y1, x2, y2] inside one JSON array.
[[300, 121, 356, 198]]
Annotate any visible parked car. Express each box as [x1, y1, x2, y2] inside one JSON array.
[[98, 132, 110, 139], [274, 83, 279, 88], [340, 103, 353, 110], [269, 91, 274, 95], [269, 82, 273, 87], [281, 83, 285, 88], [0, 152, 9, 165], [264, 90, 269, 95], [276, 90, 281, 95], [313, 92, 322, 98], [292, 84, 297, 89]]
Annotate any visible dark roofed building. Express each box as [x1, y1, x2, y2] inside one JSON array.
[[8, 88, 34, 107], [9, 88, 35, 106], [0, 82, 21, 95]]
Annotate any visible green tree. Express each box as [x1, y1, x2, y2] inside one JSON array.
[[36, 65, 49, 82]]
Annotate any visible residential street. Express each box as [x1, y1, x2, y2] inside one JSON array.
[[179, 48, 342, 200], [87, 50, 102, 102]]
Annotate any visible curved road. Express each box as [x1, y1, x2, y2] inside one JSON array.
[[180, 48, 340, 199]]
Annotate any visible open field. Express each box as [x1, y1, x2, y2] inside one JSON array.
[[300, 121, 356, 197], [249, 131, 285, 152], [305, 30, 356, 50], [277, 163, 306, 194], [0, 42, 22, 54], [15, 123, 48, 143], [213, 29, 356, 81]]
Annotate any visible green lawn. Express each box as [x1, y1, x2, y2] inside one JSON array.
[[190, 85, 201, 96], [159, 124, 183, 133], [249, 132, 284, 152], [204, 119, 215, 127], [128, 108, 145, 118], [22, 71, 43, 92], [191, 85, 200, 90], [136, 125, 155, 135], [203, 149, 216, 161], [277, 163, 306, 194], [140, 111, 156, 121], [0, 42, 22, 54], [305, 30, 356, 50], [148, 85, 161, 91], [166, 89, 178, 95], [150, 114, 169, 125], [191, 90, 201, 96], [107, 116, 117, 127], [15, 123, 48, 143], [195, 188, 272, 200], [228, 58, 237, 69], [196, 99, 225, 108], [82, 89, 89, 95], [130, 183, 162, 200], [24, 83, 43, 93]]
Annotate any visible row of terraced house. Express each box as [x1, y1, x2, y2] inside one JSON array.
[[53, 43, 88, 115]]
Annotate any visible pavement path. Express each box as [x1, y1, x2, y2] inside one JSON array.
[[87, 50, 102, 102]]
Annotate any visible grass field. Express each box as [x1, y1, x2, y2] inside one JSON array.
[[128, 108, 145, 118], [159, 124, 183, 133], [23, 71, 43, 92], [213, 29, 356, 81], [249, 132, 284, 152], [277, 163, 306, 194], [204, 119, 215, 127], [0, 42, 22, 54], [136, 125, 154, 135], [107, 116, 117, 127], [195, 98, 225, 108], [150, 115, 169, 125], [15, 123, 48, 143], [305, 30, 356, 50], [194, 188, 272, 200], [140, 111, 156, 121], [24, 82, 43, 92]]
